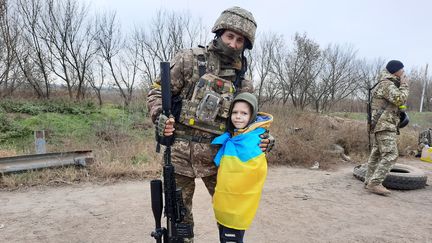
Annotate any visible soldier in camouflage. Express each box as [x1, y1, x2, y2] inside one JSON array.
[[417, 128, 432, 157], [147, 7, 273, 242], [365, 60, 409, 196]]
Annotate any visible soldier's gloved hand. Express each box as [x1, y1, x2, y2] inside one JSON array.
[[157, 114, 175, 137], [259, 131, 275, 153]]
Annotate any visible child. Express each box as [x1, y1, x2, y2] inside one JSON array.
[[211, 92, 273, 243]]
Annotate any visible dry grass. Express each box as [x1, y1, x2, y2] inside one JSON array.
[[1, 167, 91, 188], [266, 107, 365, 169], [398, 127, 420, 156], [90, 139, 161, 180], [0, 114, 162, 190], [264, 105, 419, 170], [0, 149, 17, 157], [0, 102, 423, 189], [0, 138, 162, 190]]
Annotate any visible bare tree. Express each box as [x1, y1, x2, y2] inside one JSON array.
[[97, 11, 137, 106], [117, 40, 140, 105], [38, 0, 72, 98], [0, 0, 22, 96], [86, 57, 105, 106], [133, 9, 208, 89], [310, 44, 360, 112], [251, 32, 283, 106], [277, 33, 322, 110], [42, 0, 98, 100], [14, 0, 52, 99], [270, 39, 290, 105], [407, 65, 431, 112], [357, 57, 385, 100]]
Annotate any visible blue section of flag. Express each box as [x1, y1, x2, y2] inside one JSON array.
[[211, 127, 265, 166]]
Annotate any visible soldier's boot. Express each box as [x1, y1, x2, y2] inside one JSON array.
[[366, 184, 391, 196], [363, 180, 369, 189]]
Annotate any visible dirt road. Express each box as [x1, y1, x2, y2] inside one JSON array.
[[1, 159, 432, 243]]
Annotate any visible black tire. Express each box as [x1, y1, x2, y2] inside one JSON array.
[[353, 164, 367, 182], [353, 163, 428, 190]]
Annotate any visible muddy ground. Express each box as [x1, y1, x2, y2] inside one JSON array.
[[1, 158, 432, 243]]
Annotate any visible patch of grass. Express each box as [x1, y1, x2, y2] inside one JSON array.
[[0, 99, 97, 115], [330, 112, 366, 121], [0, 167, 91, 189], [0, 103, 149, 147], [131, 151, 152, 165], [332, 111, 432, 130], [1, 98, 427, 190], [408, 112, 432, 128], [0, 99, 160, 190]]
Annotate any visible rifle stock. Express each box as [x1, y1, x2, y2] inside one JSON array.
[[150, 180, 164, 243], [367, 82, 380, 152], [151, 62, 193, 243]]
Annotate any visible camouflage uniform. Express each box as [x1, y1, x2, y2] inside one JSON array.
[[365, 69, 409, 186], [147, 7, 256, 241]]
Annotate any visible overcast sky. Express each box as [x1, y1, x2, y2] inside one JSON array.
[[84, 0, 431, 71]]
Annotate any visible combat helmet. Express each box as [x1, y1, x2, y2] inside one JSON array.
[[212, 6, 257, 49]]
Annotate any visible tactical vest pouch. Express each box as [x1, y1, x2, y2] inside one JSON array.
[[196, 91, 221, 121], [179, 73, 235, 134]]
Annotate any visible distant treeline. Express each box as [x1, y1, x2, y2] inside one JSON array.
[[0, 0, 430, 111]]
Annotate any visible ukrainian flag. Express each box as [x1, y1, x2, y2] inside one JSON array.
[[211, 113, 272, 230]]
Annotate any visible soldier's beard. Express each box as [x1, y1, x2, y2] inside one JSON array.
[[210, 38, 243, 64]]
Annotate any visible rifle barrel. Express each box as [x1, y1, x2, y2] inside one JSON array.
[[160, 62, 172, 116]]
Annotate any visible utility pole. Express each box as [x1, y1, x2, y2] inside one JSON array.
[[419, 64, 428, 112]]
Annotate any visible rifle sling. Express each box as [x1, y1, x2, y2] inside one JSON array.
[[370, 103, 389, 132]]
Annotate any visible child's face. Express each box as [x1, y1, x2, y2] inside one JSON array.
[[231, 101, 252, 129]]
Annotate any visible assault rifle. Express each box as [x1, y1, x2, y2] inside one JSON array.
[[367, 85, 372, 152], [367, 81, 386, 151], [150, 62, 193, 243]]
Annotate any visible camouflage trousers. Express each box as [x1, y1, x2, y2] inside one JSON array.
[[169, 136, 219, 242], [175, 173, 217, 243], [365, 131, 398, 186]]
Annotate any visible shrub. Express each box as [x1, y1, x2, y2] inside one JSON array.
[[266, 107, 369, 169], [0, 99, 98, 115], [0, 111, 33, 142]]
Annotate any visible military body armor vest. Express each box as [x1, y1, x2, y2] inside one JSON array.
[[178, 47, 240, 135]]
